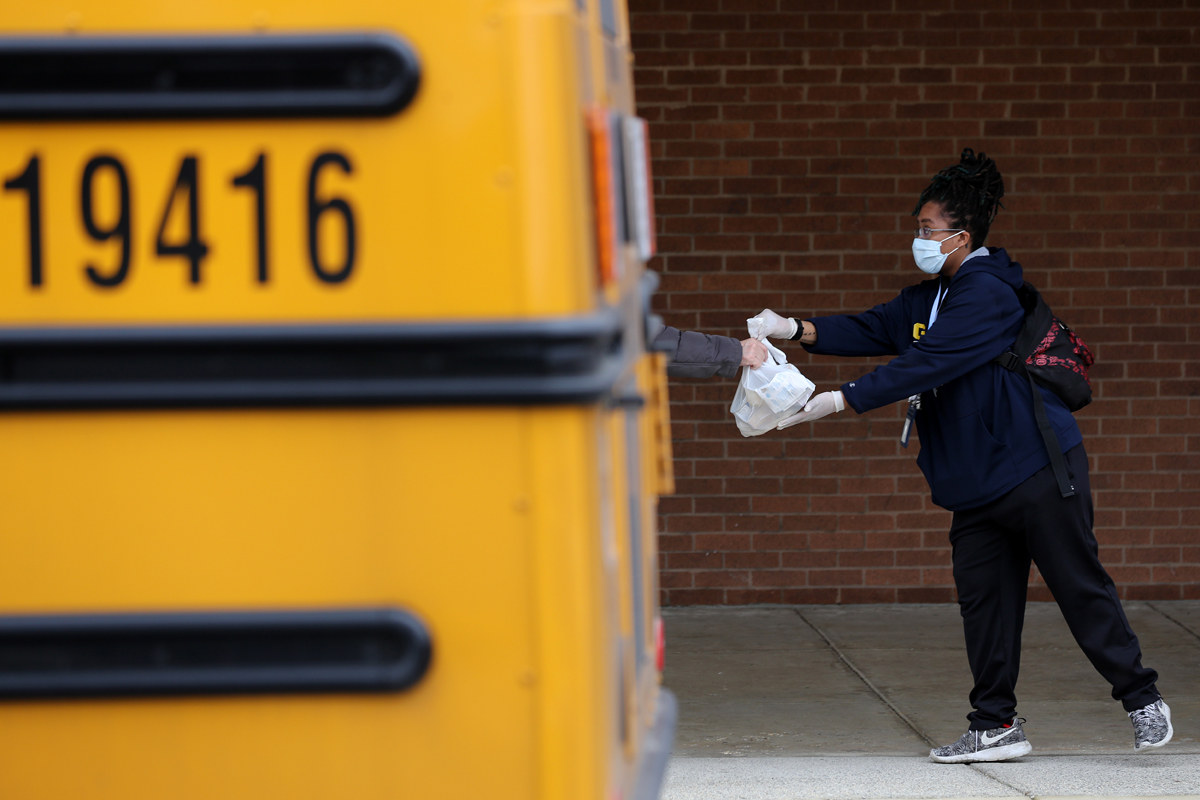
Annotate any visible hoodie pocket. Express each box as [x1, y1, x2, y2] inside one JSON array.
[[920, 410, 1021, 508]]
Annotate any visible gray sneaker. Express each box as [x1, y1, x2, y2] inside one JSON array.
[[930, 717, 1032, 763], [1130, 699, 1173, 752]]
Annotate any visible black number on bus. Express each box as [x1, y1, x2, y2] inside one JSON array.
[[81, 155, 132, 288], [5, 151, 363, 291], [232, 153, 268, 284], [155, 155, 210, 284], [3, 155, 43, 288], [307, 152, 356, 284]]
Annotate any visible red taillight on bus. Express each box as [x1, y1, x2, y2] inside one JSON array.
[[587, 106, 617, 288], [654, 615, 664, 673]]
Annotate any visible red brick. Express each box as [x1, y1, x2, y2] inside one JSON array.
[[664, 589, 726, 606], [809, 569, 865, 587], [749, 569, 809, 588], [725, 589, 786, 604], [866, 568, 921, 586], [634, 13, 688, 31], [781, 588, 839, 604], [840, 588, 898, 603], [898, 587, 956, 603], [782, 551, 839, 569], [896, 549, 952, 567], [1124, 585, 1185, 601]]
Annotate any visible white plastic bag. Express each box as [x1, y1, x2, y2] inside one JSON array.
[[730, 339, 815, 437]]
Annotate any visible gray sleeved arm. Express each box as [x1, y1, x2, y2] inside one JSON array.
[[651, 325, 743, 379]]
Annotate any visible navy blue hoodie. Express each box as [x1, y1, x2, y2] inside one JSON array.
[[802, 248, 1082, 511]]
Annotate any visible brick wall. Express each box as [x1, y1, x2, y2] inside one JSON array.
[[629, 0, 1200, 605]]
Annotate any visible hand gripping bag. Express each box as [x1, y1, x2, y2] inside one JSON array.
[[730, 340, 815, 437]]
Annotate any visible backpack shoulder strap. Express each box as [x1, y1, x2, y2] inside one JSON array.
[[992, 281, 1076, 499], [1021, 364, 1076, 498], [1010, 282, 1053, 359]]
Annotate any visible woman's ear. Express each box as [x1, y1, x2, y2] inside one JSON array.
[[940, 229, 970, 254]]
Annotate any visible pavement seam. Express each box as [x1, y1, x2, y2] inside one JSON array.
[[791, 608, 938, 749], [1145, 601, 1200, 642], [793, 609, 1039, 798], [964, 765, 1035, 798]]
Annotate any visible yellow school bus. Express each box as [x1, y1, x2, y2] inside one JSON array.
[[0, 2, 676, 799]]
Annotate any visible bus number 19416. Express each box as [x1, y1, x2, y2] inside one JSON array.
[[2, 151, 358, 290]]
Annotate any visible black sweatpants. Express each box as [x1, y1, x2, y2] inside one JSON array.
[[949, 444, 1160, 730]]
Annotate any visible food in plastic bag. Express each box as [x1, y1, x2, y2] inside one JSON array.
[[730, 338, 815, 437]]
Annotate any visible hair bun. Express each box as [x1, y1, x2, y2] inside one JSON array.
[[958, 148, 992, 176], [913, 146, 1006, 239]]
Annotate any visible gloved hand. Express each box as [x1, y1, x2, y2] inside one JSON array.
[[752, 308, 798, 340], [777, 391, 845, 429], [740, 338, 768, 369]]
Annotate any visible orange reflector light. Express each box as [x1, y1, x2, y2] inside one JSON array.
[[587, 106, 617, 287]]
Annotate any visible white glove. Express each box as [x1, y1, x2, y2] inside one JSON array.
[[777, 391, 845, 429], [751, 308, 798, 340]]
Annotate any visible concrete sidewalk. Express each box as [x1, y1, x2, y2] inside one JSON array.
[[660, 602, 1200, 799]]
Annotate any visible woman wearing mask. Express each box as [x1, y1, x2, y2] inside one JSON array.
[[754, 149, 1171, 762]]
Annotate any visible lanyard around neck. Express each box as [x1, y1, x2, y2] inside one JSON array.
[[929, 282, 949, 329]]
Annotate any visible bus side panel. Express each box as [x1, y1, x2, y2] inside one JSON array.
[[0, 409, 538, 800], [525, 406, 612, 800]]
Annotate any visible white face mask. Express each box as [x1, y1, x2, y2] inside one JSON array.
[[911, 231, 966, 275]]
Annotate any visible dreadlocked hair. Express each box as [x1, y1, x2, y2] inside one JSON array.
[[912, 148, 1005, 249]]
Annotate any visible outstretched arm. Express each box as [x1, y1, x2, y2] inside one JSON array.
[[757, 291, 912, 359], [839, 275, 1023, 414], [652, 325, 756, 379]]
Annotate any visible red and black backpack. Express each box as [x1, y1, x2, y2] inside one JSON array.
[[993, 281, 1095, 498]]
